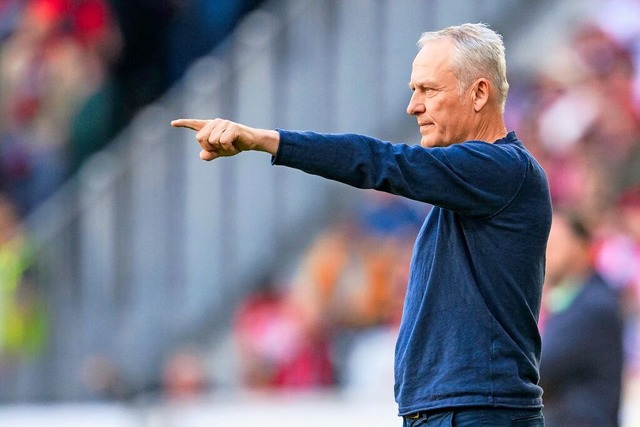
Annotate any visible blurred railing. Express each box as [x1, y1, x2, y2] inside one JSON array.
[[3, 0, 546, 401]]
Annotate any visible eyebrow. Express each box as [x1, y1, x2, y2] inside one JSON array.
[[408, 80, 438, 90]]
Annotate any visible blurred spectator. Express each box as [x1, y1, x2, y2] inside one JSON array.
[[66, 0, 123, 175], [232, 197, 417, 392], [510, 13, 640, 231], [594, 0, 640, 110], [0, 193, 47, 361], [290, 193, 421, 333], [0, 0, 121, 213], [0, 0, 266, 214], [233, 277, 333, 390], [281, 193, 422, 385], [81, 353, 129, 401], [161, 345, 209, 401], [540, 211, 624, 427], [595, 187, 640, 374]]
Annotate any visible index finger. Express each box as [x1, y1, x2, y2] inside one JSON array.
[[171, 119, 208, 131]]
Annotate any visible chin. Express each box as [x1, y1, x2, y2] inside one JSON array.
[[420, 138, 444, 148]]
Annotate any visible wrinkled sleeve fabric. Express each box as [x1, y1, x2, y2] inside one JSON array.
[[273, 130, 526, 218]]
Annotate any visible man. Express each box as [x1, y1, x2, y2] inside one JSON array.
[[172, 23, 552, 426], [540, 212, 624, 427]]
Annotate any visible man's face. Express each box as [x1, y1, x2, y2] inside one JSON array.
[[407, 38, 474, 148]]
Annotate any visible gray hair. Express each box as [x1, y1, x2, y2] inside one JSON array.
[[418, 23, 509, 110]]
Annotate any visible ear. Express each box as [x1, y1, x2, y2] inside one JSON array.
[[470, 78, 490, 112]]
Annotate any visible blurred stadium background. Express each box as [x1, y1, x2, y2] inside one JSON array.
[[0, 0, 639, 425]]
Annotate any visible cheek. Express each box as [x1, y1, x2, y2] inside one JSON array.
[[428, 98, 459, 125], [425, 101, 446, 128], [425, 97, 443, 112]]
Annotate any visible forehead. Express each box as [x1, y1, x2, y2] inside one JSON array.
[[411, 38, 457, 83]]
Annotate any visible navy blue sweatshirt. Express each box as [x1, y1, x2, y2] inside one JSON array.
[[273, 130, 552, 415]]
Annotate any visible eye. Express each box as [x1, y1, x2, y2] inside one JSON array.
[[425, 87, 441, 97]]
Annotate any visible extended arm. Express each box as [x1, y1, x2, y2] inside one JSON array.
[[172, 119, 526, 216], [274, 130, 526, 216]]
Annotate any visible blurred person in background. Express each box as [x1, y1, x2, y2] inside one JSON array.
[[233, 276, 333, 390], [0, 0, 121, 213], [233, 193, 420, 392], [80, 353, 129, 401], [161, 345, 209, 401], [509, 16, 640, 230], [595, 187, 640, 376], [540, 211, 624, 427], [174, 22, 551, 426], [0, 0, 264, 214], [65, 0, 123, 175], [286, 191, 420, 387], [290, 195, 418, 331], [0, 192, 47, 362]]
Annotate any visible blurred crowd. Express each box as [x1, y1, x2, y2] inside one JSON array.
[[233, 192, 424, 392], [0, 0, 262, 367], [0, 0, 263, 216], [0, 0, 121, 214], [510, 0, 640, 374]]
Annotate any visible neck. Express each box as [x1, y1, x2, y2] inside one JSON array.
[[471, 116, 507, 143], [469, 102, 508, 143]]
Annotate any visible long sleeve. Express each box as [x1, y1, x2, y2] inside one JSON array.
[[273, 130, 527, 217]]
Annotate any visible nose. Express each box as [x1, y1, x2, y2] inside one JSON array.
[[407, 92, 425, 116]]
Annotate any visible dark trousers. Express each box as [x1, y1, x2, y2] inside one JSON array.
[[402, 407, 544, 427]]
